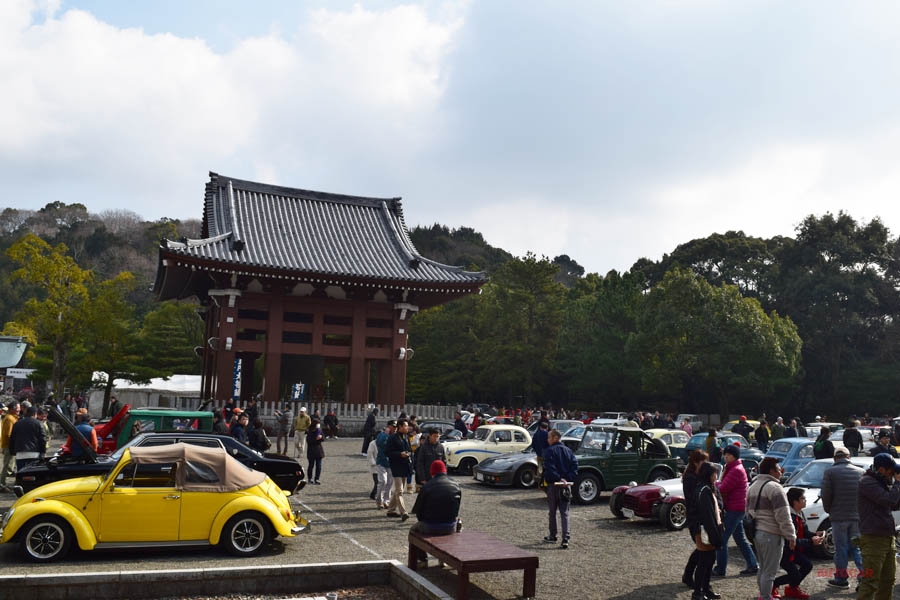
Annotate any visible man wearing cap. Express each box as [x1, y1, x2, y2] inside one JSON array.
[[414, 428, 446, 487], [411, 459, 461, 534], [867, 430, 898, 458], [410, 459, 462, 565], [856, 453, 900, 599], [747, 457, 796, 600], [732, 416, 754, 442], [713, 444, 759, 577], [293, 407, 311, 459], [821, 446, 864, 589]]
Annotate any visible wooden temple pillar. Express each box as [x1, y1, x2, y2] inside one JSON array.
[[348, 302, 369, 406], [263, 294, 284, 404], [373, 302, 412, 405], [210, 288, 241, 402], [200, 306, 215, 400]]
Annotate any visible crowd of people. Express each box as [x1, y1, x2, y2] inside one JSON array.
[[0, 398, 54, 492], [681, 438, 900, 600]]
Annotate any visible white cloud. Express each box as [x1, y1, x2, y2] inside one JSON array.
[[0, 0, 466, 212]]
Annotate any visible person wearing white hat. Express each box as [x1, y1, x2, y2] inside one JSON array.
[[294, 407, 311, 459]]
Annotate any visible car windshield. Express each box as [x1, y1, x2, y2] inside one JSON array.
[[473, 427, 491, 441], [563, 425, 584, 438], [785, 460, 829, 487], [109, 433, 150, 462], [768, 441, 793, 454], [580, 429, 614, 451]]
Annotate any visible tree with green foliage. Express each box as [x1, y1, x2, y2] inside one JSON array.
[[631, 230, 781, 302], [406, 295, 480, 404], [558, 271, 645, 409], [627, 269, 802, 419], [6, 234, 93, 399], [70, 272, 163, 416], [772, 212, 900, 414], [139, 302, 205, 375], [552, 254, 584, 288], [473, 254, 565, 405]]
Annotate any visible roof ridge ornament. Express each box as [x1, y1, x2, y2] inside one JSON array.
[[227, 180, 244, 252]]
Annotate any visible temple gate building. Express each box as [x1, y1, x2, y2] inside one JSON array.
[[153, 172, 487, 406]]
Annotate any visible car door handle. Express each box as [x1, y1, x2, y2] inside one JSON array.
[[163, 495, 181, 500]]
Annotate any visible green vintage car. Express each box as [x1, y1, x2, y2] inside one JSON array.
[[572, 426, 679, 504]]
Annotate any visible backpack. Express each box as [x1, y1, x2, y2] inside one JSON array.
[[743, 480, 773, 539]]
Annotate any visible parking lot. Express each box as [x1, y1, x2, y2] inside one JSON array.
[[0, 437, 885, 599]]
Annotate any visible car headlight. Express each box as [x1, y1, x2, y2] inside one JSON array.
[[1, 508, 14, 529], [659, 488, 668, 498]]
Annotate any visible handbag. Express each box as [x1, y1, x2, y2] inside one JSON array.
[[743, 480, 772, 539]]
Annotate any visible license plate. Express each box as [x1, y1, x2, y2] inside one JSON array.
[[622, 508, 635, 519], [474, 472, 483, 481]]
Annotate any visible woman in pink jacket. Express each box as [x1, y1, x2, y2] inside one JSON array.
[[712, 443, 759, 576]]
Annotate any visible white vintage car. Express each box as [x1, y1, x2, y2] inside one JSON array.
[[785, 456, 900, 559], [445, 425, 532, 475]]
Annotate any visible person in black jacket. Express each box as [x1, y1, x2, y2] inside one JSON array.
[[773, 487, 822, 599], [813, 428, 834, 459], [414, 428, 446, 486], [386, 419, 413, 520], [248, 418, 269, 453], [784, 419, 799, 439], [9, 405, 46, 470], [842, 421, 864, 457], [542, 428, 578, 549], [306, 418, 324, 484], [693, 461, 724, 600], [411, 460, 461, 534], [756, 420, 770, 453], [361, 407, 378, 455], [868, 430, 899, 458], [682, 450, 709, 589], [732, 416, 754, 442], [410, 459, 461, 565]]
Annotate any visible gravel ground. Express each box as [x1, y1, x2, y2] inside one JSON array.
[[0, 437, 894, 599], [154, 586, 396, 599]]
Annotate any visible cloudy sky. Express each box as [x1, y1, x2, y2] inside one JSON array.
[[4, 0, 900, 274]]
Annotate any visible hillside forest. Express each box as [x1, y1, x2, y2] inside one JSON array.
[[1, 202, 899, 421]]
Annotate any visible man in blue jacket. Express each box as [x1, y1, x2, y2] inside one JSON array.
[[532, 421, 550, 485], [542, 428, 578, 549]]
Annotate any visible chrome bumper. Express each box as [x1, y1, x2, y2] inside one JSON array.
[[291, 512, 310, 535]]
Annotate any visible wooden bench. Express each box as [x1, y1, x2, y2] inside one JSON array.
[[408, 529, 538, 600]]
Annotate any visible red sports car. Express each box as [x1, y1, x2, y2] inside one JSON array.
[[609, 477, 687, 530]]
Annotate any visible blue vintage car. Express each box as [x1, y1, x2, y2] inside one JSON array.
[[684, 433, 764, 463], [764, 437, 815, 480]]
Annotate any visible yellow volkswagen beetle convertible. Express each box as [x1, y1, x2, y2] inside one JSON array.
[[0, 442, 308, 562]]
